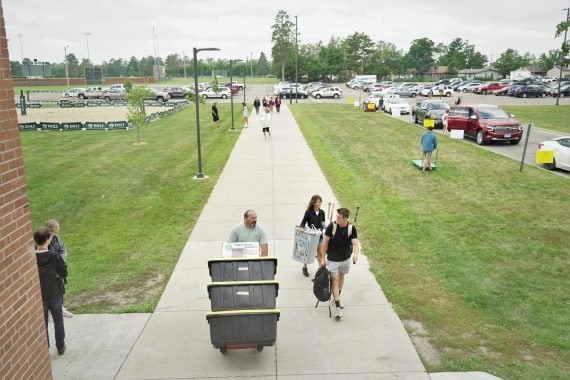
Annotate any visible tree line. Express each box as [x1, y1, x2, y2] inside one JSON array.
[[270, 9, 565, 81]]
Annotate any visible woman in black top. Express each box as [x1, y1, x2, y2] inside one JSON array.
[[298, 194, 326, 277], [211, 102, 220, 128]]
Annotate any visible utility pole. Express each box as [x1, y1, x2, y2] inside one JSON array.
[[250, 51, 253, 77], [556, 7, 570, 106], [64, 45, 70, 87], [182, 51, 187, 78], [17, 34, 24, 62], [82, 32, 91, 63], [295, 16, 299, 103]]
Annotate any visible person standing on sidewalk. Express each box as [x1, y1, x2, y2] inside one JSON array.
[[420, 126, 438, 172], [229, 209, 269, 256], [275, 95, 282, 113], [211, 101, 220, 128], [297, 195, 326, 277], [253, 97, 261, 114], [46, 219, 74, 318], [260, 106, 272, 139], [242, 102, 250, 128], [34, 227, 68, 355], [320, 208, 359, 319]]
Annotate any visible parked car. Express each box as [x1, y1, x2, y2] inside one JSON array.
[[447, 105, 523, 145], [77, 86, 103, 99], [109, 84, 126, 91], [429, 85, 454, 97], [62, 88, 86, 97], [383, 97, 411, 115], [452, 81, 470, 91], [419, 85, 434, 96], [199, 87, 231, 99], [280, 87, 309, 99], [493, 86, 511, 96], [550, 82, 570, 97], [457, 82, 484, 93], [506, 84, 524, 96], [311, 87, 342, 99], [473, 82, 508, 95], [513, 85, 549, 98], [101, 88, 126, 101], [389, 84, 420, 97], [537, 137, 570, 171], [412, 100, 450, 127], [147, 88, 171, 102], [163, 87, 187, 98], [499, 79, 515, 85]]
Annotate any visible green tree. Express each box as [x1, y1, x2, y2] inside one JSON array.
[[555, 16, 570, 71], [271, 10, 295, 80], [438, 38, 487, 73], [404, 38, 435, 75], [127, 56, 140, 76], [124, 79, 133, 93], [126, 86, 153, 144], [257, 52, 270, 76], [538, 50, 562, 72], [342, 32, 375, 74], [320, 37, 346, 81], [65, 53, 80, 77], [493, 49, 531, 77], [165, 53, 181, 77]]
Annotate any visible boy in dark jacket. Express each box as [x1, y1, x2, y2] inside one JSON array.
[[34, 227, 68, 355]]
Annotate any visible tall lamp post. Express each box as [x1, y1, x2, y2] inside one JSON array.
[[229, 58, 243, 131], [243, 58, 246, 104], [193, 47, 220, 180], [64, 45, 70, 87], [295, 15, 299, 103], [82, 32, 91, 63], [556, 7, 570, 106]]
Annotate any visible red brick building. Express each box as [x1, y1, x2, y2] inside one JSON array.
[[0, 1, 53, 378]]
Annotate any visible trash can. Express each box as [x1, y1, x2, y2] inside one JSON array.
[[207, 281, 279, 311], [206, 309, 280, 353], [208, 257, 277, 282]]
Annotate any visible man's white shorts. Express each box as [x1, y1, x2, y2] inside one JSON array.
[[327, 257, 351, 276]]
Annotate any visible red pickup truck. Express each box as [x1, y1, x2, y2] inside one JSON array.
[[472, 82, 508, 95]]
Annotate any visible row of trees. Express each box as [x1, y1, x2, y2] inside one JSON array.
[[270, 9, 567, 81], [10, 52, 272, 79]]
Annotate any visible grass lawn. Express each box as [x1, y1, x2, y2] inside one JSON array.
[[291, 104, 570, 380], [21, 104, 240, 313], [503, 105, 570, 134]]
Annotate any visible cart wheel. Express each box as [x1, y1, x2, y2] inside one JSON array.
[[220, 347, 227, 354], [257, 345, 264, 352]]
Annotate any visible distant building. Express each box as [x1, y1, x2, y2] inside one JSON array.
[[458, 67, 501, 80], [509, 67, 532, 80], [546, 65, 570, 78]]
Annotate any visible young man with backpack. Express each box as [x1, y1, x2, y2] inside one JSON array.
[[320, 207, 359, 319]]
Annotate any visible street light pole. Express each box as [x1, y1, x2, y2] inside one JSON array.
[[243, 58, 246, 104], [17, 34, 24, 63], [229, 58, 243, 131], [64, 45, 70, 87], [193, 47, 220, 180], [295, 15, 299, 103], [556, 7, 570, 106], [82, 32, 91, 64], [182, 51, 187, 79]]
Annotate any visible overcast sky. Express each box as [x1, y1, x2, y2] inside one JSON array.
[[4, 0, 570, 64]]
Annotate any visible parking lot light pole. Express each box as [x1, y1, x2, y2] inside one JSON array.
[[64, 45, 70, 87], [295, 15, 299, 103], [229, 58, 243, 131], [556, 7, 569, 106], [82, 32, 91, 63], [243, 59, 246, 104], [193, 47, 220, 180]]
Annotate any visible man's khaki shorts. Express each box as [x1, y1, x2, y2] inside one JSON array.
[[327, 257, 351, 276]]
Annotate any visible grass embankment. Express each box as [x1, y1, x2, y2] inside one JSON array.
[[21, 105, 240, 313], [291, 104, 569, 380], [503, 105, 570, 134]]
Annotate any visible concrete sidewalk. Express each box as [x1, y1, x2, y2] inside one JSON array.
[[115, 103, 427, 379]]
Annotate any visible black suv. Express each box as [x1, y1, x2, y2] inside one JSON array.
[[412, 100, 450, 127]]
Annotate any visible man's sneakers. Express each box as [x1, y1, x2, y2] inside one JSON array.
[[57, 345, 66, 356], [334, 307, 342, 319], [338, 300, 344, 309], [62, 307, 74, 318], [302, 266, 309, 277]]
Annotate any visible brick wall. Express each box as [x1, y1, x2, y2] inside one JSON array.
[[0, 1, 53, 379]]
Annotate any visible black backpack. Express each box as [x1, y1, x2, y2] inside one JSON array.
[[312, 265, 332, 317]]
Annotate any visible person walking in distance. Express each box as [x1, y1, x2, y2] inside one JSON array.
[[211, 101, 220, 128], [275, 95, 282, 113], [420, 126, 438, 172], [253, 97, 261, 115], [262, 97, 268, 109], [320, 208, 359, 319], [228, 209, 269, 256], [46, 219, 73, 318], [260, 106, 272, 139], [34, 227, 68, 355], [242, 102, 250, 128], [297, 195, 326, 277], [269, 97, 275, 113]]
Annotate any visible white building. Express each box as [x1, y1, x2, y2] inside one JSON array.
[[509, 67, 532, 80]]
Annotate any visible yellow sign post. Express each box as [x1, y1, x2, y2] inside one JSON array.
[[535, 150, 554, 164], [423, 119, 435, 128]]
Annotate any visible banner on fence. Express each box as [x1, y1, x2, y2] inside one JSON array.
[[40, 122, 62, 130], [107, 121, 129, 129], [61, 122, 83, 131], [19, 122, 39, 131]]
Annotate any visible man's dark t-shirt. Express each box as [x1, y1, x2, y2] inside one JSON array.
[[324, 222, 357, 262]]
